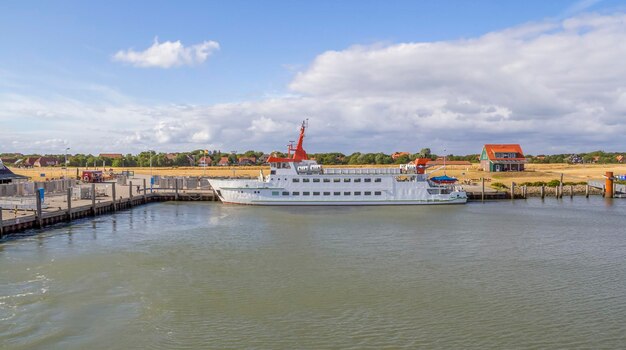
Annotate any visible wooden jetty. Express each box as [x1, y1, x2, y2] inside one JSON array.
[[1, 190, 216, 238]]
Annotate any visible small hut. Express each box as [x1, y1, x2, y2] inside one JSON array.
[[0, 159, 29, 184]]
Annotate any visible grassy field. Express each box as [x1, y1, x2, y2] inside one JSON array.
[[9, 163, 626, 188]]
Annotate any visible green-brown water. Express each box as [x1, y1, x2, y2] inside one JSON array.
[[1, 199, 625, 349]]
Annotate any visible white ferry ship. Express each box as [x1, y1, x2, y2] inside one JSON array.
[[208, 121, 467, 205]]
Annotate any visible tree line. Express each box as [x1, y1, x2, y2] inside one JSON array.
[[1, 149, 623, 167]]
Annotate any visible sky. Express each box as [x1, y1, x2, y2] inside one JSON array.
[[1, 0, 626, 155]]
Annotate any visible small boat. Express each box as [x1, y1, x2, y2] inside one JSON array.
[[430, 175, 458, 184]]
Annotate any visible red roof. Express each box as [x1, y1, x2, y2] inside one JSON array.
[[483, 144, 525, 161], [199, 156, 212, 164], [391, 152, 410, 160], [99, 153, 123, 159]]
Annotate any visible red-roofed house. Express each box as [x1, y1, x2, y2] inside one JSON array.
[[480, 144, 526, 172], [218, 156, 230, 166], [198, 156, 212, 166], [238, 156, 257, 165], [391, 152, 410, 160], [34, 157, 59, 167]]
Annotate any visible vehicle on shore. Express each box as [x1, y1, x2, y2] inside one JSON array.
[[208, 121, 467, 205]]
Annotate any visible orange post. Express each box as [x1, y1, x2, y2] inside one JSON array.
[[605, 171, 614, 198]]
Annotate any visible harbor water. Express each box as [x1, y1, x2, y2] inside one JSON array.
[[1, 198, 625, 349]]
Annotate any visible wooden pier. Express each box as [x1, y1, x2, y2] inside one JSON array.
[[1, 191, 216, 237]]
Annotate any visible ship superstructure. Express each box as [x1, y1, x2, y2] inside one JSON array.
[[208, 121, 467, 205]]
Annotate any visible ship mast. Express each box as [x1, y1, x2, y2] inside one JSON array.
[[289, 119, 308, 161]]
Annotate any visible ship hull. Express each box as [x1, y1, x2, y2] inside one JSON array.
[[209, 178, 467, 206]]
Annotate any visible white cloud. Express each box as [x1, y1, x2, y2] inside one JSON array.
[[3, 13, 626, 155], [113, 37, 220, 68]]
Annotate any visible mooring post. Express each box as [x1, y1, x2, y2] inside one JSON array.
[[481, 177, 485, 202], [559, 173, 564, 199], [91, 183, 96, 216], [555, 186, 559, 198], [67, 187, 72, 221], [175, 178, 179, 201], [0, 206, 4, 237], [511, 182, 515, 200], [605, 171, 614, 198], [36, 188, 43, 228], [129, 181, 133, 205], [143, 178, 147, 204], [570, 185, 574, 198], [585, 184, 590, 198], [111, 183, 117, 212], [541, 184, 545, 199], [523, 185, 527, 199]]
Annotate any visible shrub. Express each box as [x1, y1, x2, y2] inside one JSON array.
[[546, 180, 561, 187]]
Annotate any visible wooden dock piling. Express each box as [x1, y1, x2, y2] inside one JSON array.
[[481, 177, 485, 202], [143, 179, 147, 204], [129, 181, 133, 203], [586, 184, 590, 198], [36, 189, 43, 228], [541, 184, 545, 199], [175, 179, 179, 201], [112, 183, 117, 212], [511, 182, 515, 200], [91, 183, 96, 216], [67, 188, 72, 221], [570, 185, 574, 198], [1, 206, 4, 237]]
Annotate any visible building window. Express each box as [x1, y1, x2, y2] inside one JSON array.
[[282, 191, 289, 195], [364, 191, 371, 195], [354, 191, 361, 195], [333, 178, 340, 182], [354, 178, 362, 182], [292, 178, 300, 183], [323, 178, 330, 183], [303, 191, 310, 195], [270, 170, 276, 175], [374, 178, 382, 182], [344, 178, 351, 182], [344, 192, 351, 195], [303, 178, 310, 182], [323, 192, 330, 196], [374, 191, 381, 195], [272, 191, 279, 196], [334, 192, 340, 195], [364, 178, 371, 183], [313, 192, 320, 195], [313, 178, 320, 183], [292, 192, 299, 196]]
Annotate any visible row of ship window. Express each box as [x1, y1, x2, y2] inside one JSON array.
[[272, 191, 382, 196], [291, 178, 382, 183]]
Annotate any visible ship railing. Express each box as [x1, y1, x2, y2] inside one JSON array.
[[324, 168, 402, 175]]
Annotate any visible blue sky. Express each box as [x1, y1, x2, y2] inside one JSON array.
[[1, 0, 626, 155]]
